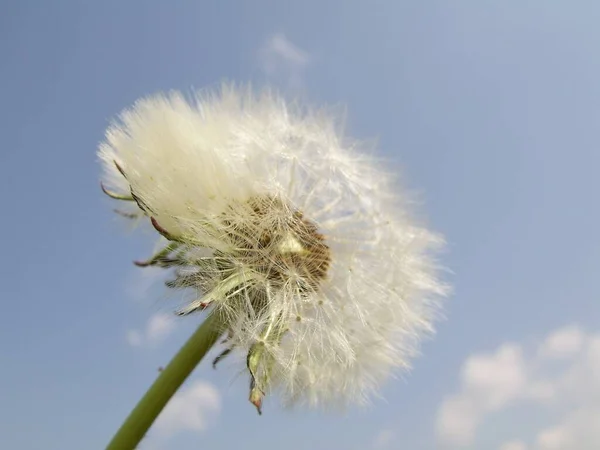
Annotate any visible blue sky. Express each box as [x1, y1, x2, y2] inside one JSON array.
[[1, 2, 599, 449]]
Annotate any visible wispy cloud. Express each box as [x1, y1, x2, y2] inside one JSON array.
[[126, 312, 176, 347], [373, 429, 395, 448], [258, 33, 310, 90], [146, 313, 175, 341], [435, 324, 600, 449], [499, 441, 528, 450], [125, 265, 165, 302], [153, 380, 221, 437], [126, 329, 143, 347]]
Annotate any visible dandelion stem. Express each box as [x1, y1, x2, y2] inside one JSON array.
[[105, 312, 224, 450]]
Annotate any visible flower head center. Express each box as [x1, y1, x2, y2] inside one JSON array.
[[225, 196, 330, 290]]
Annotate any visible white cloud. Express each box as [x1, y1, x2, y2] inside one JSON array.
[[462, 344, 527, 410], [126, 312, 175, 347], [373, 429, 395, 448], [538, 325, 585, 360], [436, 344, 527, 446], [258, 33, 310, 89], [535, 408, 600, 450], [154, 380, 221, 437], [499, 440, 528, 450], [435, 324, 600, 449]]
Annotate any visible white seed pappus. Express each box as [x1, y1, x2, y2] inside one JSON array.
[[99, 84, 448, 412]]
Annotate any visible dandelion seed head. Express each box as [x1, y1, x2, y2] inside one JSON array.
[[99, 83, 448, 411]]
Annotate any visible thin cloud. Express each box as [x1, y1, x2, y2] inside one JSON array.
[[126, 312, 175, 347], [373, 429, 395, 448], [126, 329, 143, 347], [258, 33, 310, 89], [126, 266, 165, 302], [146, 313, 175, 341], [499, 441, 528, 450]]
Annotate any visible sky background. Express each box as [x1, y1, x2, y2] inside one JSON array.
[[1, 1, 599, 449]]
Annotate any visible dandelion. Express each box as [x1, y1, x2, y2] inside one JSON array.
[[100, 84, 446, 446]]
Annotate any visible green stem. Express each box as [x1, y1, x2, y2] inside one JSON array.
[[106, 312, 224, 450]]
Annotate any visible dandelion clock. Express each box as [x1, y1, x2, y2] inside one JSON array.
[[99, 84, 448, 449]]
